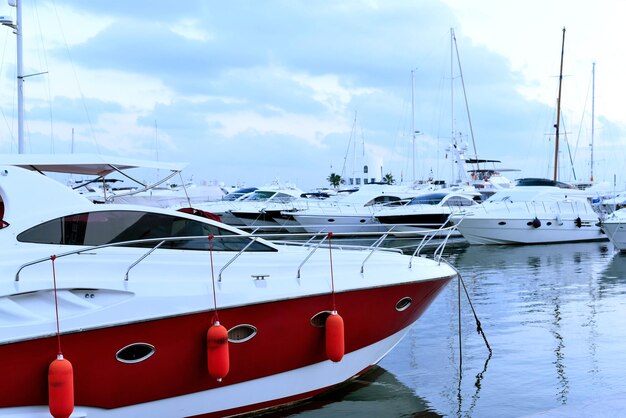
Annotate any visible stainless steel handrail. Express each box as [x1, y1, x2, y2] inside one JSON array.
[[13, 227, 450, 284]]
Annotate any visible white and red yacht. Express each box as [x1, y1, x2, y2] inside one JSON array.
[[0, 159, 455, 417]]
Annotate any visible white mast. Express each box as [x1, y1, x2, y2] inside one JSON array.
[[590, 62, 595, 182], [411, 68, 416, 183], [1, 0, 24, 153], [15, 0, 23, 154]]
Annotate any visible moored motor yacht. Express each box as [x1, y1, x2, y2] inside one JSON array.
[[375, 189, 482, 237], [287, 183, 439, 235], [0, 162, 456, 417], [448, 178, 606, 245], [225, 186, 304, 228], [194, 183, 303, 227]]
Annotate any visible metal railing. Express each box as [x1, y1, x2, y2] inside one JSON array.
[[13, 226, 456, 283]]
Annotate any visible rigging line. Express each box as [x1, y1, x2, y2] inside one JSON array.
[[340, 111, 357, 181], [573, 69, 592, 164], [50, 1, 100, 154], [561, 116, 577, 181], [32, 0, 55, 152], [452, 30, 480, 174]]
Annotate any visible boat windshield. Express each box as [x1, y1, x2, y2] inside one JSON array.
[[17, 210, 275, 252], [244, 191, 276, 201], [223, 187, 257, 201], [408, 193, 448, 205], [364, 195, 402, 206]]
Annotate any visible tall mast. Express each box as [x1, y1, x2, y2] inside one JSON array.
[[450, 28, 455, 183], [16, 0, 23, 153], [553, 27, 565, 181], [411, 68, 416, 183], [590, 62, 595, 182], [450, 28, 454, 149], [3, 1, 24, 153]]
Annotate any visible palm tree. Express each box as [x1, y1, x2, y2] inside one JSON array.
[[383, 173, 395, 185], [327, 172, 343, 188]]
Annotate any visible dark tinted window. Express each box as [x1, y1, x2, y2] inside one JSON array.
[[17, 210, 275, 252], [408, 193, 447, 205]]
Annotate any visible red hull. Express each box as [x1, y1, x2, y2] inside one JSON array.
[[1, 277, 450, 414]]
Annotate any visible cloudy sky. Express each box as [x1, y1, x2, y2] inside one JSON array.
[[0, 0, 624, 191]]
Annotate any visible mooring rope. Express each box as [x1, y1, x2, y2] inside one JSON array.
[[442, 259, 492, 364], [458, 270, 492, 354], [207, 235, 220, 324]]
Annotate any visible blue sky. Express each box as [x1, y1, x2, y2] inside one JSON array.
[[0, 0, 624, 191]]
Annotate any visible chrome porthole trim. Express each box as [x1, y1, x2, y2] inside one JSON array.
[[116, 342, 156, 364], [396, 297, 413, 312], [228, 324, 258, 343], [310, 310, 332, 327]]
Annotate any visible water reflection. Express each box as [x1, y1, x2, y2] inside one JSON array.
[[598, 251, 626, 290], [452, 244, 612, 408], [405, 242, 619, 417], [257, 366, 438, 417], [262, 242, 626, 417]]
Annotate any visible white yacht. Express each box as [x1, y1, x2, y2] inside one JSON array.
[[448, 178, 606, 245], [0, 161, 455, 417], [287, 183, 438, 235], [375, 188, 482, 237]]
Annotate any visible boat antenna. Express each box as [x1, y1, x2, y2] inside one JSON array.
[[553, 27, 566, 181]]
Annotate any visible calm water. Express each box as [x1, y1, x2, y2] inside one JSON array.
[[263, 240, 626, 417]]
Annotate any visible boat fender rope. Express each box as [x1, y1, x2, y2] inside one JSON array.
[[49, 255, 75, 418], [328, 232, 336, 310], [206, 235, 230, 380], [326, 232, 345, 362], [207, 235, 219, 323], [50, 255, 62, 355]]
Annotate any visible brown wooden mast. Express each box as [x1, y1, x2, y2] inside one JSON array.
[[553, 27, 566, 181]]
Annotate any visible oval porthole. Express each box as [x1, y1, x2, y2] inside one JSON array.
[[547, 221, 552, 226], [116, 343, 155, 364], [396, 297, 413, 312], [498, 221, 506, 226], [327, 219, 335, 223], [228, 324, 257, 343], [359, 219, 366, 223], [310, 311, 332, 328]]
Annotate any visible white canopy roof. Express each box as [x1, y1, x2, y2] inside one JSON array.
[[0, 153, 188, 176]]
